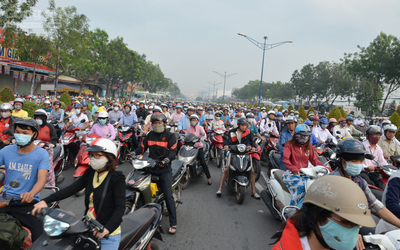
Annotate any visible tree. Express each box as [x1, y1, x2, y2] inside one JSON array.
[[290, 64, 315, 106], [307, 106, 316, 116], [388, 101, 396, 116], [195, 96, 202, 101], [389, 112, 400, 128], [298, 106, 307, 120], [352, 79, 382, 116], [288, 104, 294, 112], [59, 92, 71, 106], [339, 108, 347, 118], [328, 107, 342, 122], [278, 106, 284, 112], [0, 86, 14, 102]]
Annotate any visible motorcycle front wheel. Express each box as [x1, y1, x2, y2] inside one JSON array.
[[236, 185, 245, 204], [252, 158, 261, 182], [119, 147, 125, 165], [173, 184, 182, 209], [216, 148, 223, 168], [180, 170, 190, 190]]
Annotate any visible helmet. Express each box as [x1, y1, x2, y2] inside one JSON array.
[[176, 105, 182, 109], [44, 100, 51, 105], [75, 104, 83, 109], [283, 110, 288, 113], [82, 101, 88, 107], [304, 120, 312, 125], [320, 118, 329, 124], [382, 120, 390, 126], [303, 175, 375, 228], [97, 107, 107, 112], [85, 138, 118, 158], [384, 124, 397, 132], [366, 125, 382, 135], [98, 111, 109, 118], [246, 113, 255, 118], [237, 118, 248, 125], [261, 107, 266, 111], [153, 106, 162, 113], [150, 113, 167, 123], [187, 106, 196, 111], [53, 101, 61, 106], [124, 104, 132, 110], [313, 115, 320, 121], [328, 118, 337, 123], [14, 98, 24, 105], [294, 124, 311, 136], [0, 103, 14, 112], [276, 112, 283, 116], [267, 110, 275, 115], [215, 112, 222, 117], [197, 106, 203, 110], [285, 117, 297, 123], [71, 98, 76, 101], [346, 116, 354, 121], [113, 102, 120, 107], [161, 103, 168, 108], [337, 138, 367, 156], [338, 118, 346, 123], [189, 114, 199, 120], [34, 109, 47, 117], [14, 117, 39, 134]]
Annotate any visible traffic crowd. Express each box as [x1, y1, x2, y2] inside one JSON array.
[[0, 95, 400, 249]]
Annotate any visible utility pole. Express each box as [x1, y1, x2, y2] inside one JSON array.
[[207, 81, 222, 100], [213, 71, 238, 102]]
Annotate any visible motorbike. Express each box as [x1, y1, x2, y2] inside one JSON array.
[[224, 144, 253, 204], [261, 131, 279, 164], [118, 124, 137, 165], [362, 229, 400, 250], [178, 134, 209, 190], [125, 149, 186, 215], [248, 137, 262, 182], [29, 203, 164, 250], [60, 121, 87, 169], [209, 128, 226, 168], [260, 164, 331, 220]]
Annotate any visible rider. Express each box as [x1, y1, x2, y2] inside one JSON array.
[[259, 110, 279, 155], [272, 175, 375, 250], [42, 100, 53, 118], [216, 118, 259, 199], [134, 113, 178, 234], [169, 104, 185, 124], [33, 139, 125, 250], [108, 102, 123, 122], [378, 124, 400, 163], [178, 106, 195, 133], [12, 98, 28, 118], [327, 118, 337, 133], [345, 116, 363, 136], [209, 111, 225, 130], [89, 111, 116, 141], [0, 118, 49, 242], [186, 114, 212, 185], [82, 101, 93, 122], [162, 103, 170, 120], [64, 97, 76, 112], [278, 117, 297, 170], [66, 104, 90, 130], [203, 106, 215, 128], [0, 103, 15, 150], [333, 118, 352, 139], [354, 115, 365, 126], [282, 124, 323, 207], [49, 100, 65, 138], [275, 112, 286, 133], [282, 110, 289, 121], [313, 118, 334, 145], [222, 107, 231, 124], [246, 113, 264, 140]]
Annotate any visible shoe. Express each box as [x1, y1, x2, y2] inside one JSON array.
[[208, 181, 212, 185], [169, 226, 177, 234], [216, 190, 221, 196], [251, 193, 261, 200]]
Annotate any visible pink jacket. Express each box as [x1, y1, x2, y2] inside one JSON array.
[[282, 142, 322, 172], [186, 125, 206, 148]]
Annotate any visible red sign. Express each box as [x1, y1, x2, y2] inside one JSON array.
[[112, 84, 119, 91]]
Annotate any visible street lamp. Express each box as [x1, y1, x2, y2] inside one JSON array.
[[238, 32, 292, 107], [207, 81, 222, 100], [213, 71, 238, 102]]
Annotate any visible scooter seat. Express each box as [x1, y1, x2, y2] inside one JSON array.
[[0, 171, 5, 185], [52, 146, 62, 162], [171, 160, 185, 181], [273, 170, 290, 193], [119, 208, 156, 250]]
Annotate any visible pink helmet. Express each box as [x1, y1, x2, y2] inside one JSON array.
[[328, 118, 337, 123]]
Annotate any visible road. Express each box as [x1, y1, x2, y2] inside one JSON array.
[[58, 159, 282, 250]]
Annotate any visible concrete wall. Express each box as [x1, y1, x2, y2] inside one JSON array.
[[0, 74, 46, 95]]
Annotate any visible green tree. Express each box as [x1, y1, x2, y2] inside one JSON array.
[[23, 101, 39, 118], [389, 112, 400, 127], [288, 104, 294, 112], [339, 108, 347, 118], [278, 106, 284, 112], [0, 86, 14, 102], [59, 92, 71, 106], [388, 101, 396, 116], [298, 106, 307, 120], [195, 96, 202, 101], [307, 106, 316, 116], [327, 107, 342, 122]]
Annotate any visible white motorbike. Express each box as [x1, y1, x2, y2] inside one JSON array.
[[261, 163, 330, 221], [362, 230, 400, 250]]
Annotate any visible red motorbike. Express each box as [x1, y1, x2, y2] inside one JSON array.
[[34, 139, 65, 186], [60, 125, 83, 169], [248, 137, 262, 182], [261, 131, 279, 164], [209, 128, 226, 168]]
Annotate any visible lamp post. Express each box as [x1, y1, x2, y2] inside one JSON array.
[[207, 81, 222, 100], [213, 71, 237, 102], [238, 33, 292, 107]]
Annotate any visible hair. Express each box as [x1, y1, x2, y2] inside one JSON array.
[[104, 153, 117, 172], [289, 204, 330, 237], [288, 133, 311, 153], [340, 153, 365, 162]]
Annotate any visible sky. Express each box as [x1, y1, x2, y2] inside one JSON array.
[[21, 0, 400, 97]]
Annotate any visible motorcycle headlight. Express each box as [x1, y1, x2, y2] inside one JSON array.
[[237, 144, 246, 153], [316, 167, 329, 177], [134, 175, 151, 191], [43, 215, 70, 236], [178, 155, 196, 164]]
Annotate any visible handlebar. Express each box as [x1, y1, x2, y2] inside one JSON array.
[[83, 215, 109, 239]]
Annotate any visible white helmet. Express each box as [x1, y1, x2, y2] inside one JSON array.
[[85, 138, 117, 158], [268, 110, 276, 115], [98, 111, 109, 118], [153, 106, 162, 113], [384, 124, 397, 132], [44, 100, 51, 105], [189, 114, 199, 120]]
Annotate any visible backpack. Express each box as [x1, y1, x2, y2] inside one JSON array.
[[0, 213, 28, 250]]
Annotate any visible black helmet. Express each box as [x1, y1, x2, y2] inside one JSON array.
[[237, 118, 248, 125], [366, 125, 382, 135], [150, 113, 167, 123], [14, 117, 40, 147], [246, 113, 255, 118], [53, 101, 61, 106], [124, 104, 132, 111], [337, 138, 367, 156]]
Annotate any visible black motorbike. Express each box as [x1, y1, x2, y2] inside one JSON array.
[[225, 144, 253, 204], [178, 133, 209, 189]]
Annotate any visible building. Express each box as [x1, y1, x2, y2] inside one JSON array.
[[216, 89, 231, 98]]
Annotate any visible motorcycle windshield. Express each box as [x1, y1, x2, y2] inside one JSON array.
[[126, 170, 149, 189], [179, 146, 198, 157]]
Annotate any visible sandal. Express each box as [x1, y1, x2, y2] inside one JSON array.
[[169, 226, 177, 234], [216, 190, 222, 197], [251, 193, 261, 200]]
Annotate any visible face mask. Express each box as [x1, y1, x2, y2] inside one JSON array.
[[294, 134, 309, 145], [369, 136, 380, 145], [344, 161, 363, 176], [36, 119, 43, 126], [319, 219, 359, 250], [277, 117, 282, 121], [190, 121, 198, 127], [15, 105, 22, 110], [114, 107, 119, 111], [247, 118, 254, 123], [1, 112, 11, 118], [90, 157, 108, 170], [295, 114, 299, 118], [125, 108, 130, 113], [152, 124, 165, 133], [91, 102, 95, 105], [98, 119, 107, 126], [321, 124, 327, 129], [14, 133, 32, 146], [184, 108, 188, 111], [75, 109, 81, 115], [215, 117, 221, 121]]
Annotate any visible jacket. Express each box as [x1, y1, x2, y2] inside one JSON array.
[[136, 108, 148, 121], [136, 129, 177, 164], [275, 120, 286, 133], [278, 128, 293, 170], [282, 142, 322, 172], [272, 220, 303, 250], [223, 127, 255, 148], [186, 125, 206, 148], [0, 116, 15, 142], [38, 123, 58, 145]]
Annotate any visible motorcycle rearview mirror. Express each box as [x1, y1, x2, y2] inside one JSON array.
[[281, 206, 299, 221], [365, 154, 375, 160], [336, 131, 341, 134], [2, 129, 14, 136], [2, 180, 20, 198]]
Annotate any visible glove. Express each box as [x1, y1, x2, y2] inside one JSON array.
[[163, 158, 170, 165], [48, 144, 55, 149]]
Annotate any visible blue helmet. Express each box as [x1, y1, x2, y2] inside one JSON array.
[[320, 118, 329, 124], [82, 101, 88, 106], [176, 105, 182, 109], [295, 124, 311, 136], [346, 116, 354, 121], [276, 112, 283, 116], [304, 120, 312, 125]]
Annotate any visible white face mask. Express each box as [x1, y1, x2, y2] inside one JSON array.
[[114, 107, 119, 111], [1, 112, 11, 118], [90, 157, 108, 170], [215, 117, 221, 121], [125, 108, 130, 113]]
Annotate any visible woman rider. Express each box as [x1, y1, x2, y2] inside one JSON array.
[[89, 111, 116, 141], [185, 114, 212, 185], [282, 124, 323, 207], [272, 175, 375, 250], [32, 139, 125, 250]]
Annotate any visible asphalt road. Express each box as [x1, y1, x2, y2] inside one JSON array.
[[58, 159, 282, 250]]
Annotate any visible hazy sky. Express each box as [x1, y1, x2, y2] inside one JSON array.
[[23, 0, 400, 96]]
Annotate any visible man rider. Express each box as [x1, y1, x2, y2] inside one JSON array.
[[278, 117, 297, 170], [313, 118, 334, 145], [65, 98, 76, 112], [177, 106, 195, 133], [0, 118, 49, 241], [378, 124, 400, 163], [42, 100, 53, 118], [259, 110, 279, 155], [169, 104, 185, 124], [136, 101, 148, 121], [222, 107, 231, 124], [91, 100, 98, 117], [0, 103, 15, 150], [117, 104, 138, 148], [203, 107, 215, 128], [354, 115, 365, 126], [81, 102, 92, 122], [282, 110, 289, 121], [12, 98, 28, 118], [216, 118, 259, 199], [134, 113, 178, 234], [346, 116, 363, 136], [66, 104, 90, 130], [275, 112, 286, 133], [108, 102, 123, 122], [333, 118, 352, 139]]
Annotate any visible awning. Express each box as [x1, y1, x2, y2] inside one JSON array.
[[48, 83, 93, 95]]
